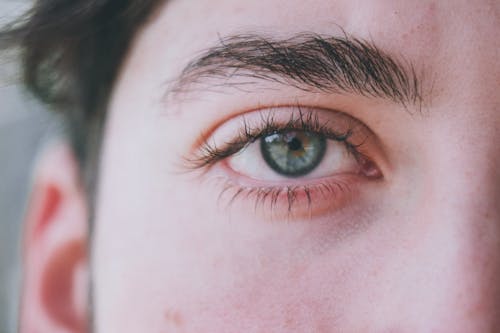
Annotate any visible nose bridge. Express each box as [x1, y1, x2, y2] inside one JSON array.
[[418, 120, 500, 329], [425, 112, 500, 222]]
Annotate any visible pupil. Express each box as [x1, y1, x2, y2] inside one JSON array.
[[288, 137, 303, 151]]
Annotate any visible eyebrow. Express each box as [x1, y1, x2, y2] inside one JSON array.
[[168, 33, 423, 107]]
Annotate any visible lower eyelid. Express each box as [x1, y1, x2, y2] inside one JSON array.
[[208, 166, 371, 220]]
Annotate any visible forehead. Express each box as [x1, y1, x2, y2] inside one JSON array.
[[147, 0, 498, 60]]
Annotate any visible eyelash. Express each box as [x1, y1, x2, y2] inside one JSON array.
[[186, 108, 376, 216], [190, 108, 363, 169], [215, 176, 355, 216]]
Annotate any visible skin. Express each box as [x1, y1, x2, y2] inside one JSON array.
[[22, 0, 499, 332]]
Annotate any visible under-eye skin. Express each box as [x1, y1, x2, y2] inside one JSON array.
[[187, 106, 383, 217]]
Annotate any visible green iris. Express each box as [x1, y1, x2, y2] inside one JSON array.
[[260, 131, 327, 177]]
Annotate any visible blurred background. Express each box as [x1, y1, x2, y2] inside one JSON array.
[[1, 1, 51, 331]]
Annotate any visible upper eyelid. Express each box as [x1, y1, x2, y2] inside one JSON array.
[[191, 104, 367, 150], [186, 106, 371, 169]]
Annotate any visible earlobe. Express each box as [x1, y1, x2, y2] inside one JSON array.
[[40, 240, 88, 332], [21, 142, 89, 333]]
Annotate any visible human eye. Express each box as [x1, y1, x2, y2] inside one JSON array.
[[186, 106, 384, 219]]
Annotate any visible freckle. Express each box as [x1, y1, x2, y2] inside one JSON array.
[[289, 263, 308, 279], [164, 309, 184, 327]]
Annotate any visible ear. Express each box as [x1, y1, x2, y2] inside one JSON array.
[[20, 142, 89, 333]]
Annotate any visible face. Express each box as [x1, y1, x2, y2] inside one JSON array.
[[87, 0, 500, 331]]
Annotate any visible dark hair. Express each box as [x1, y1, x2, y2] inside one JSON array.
[[0, 0, 165, 191]]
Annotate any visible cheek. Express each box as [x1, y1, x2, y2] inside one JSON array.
[[94, 159, 383, 332]]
